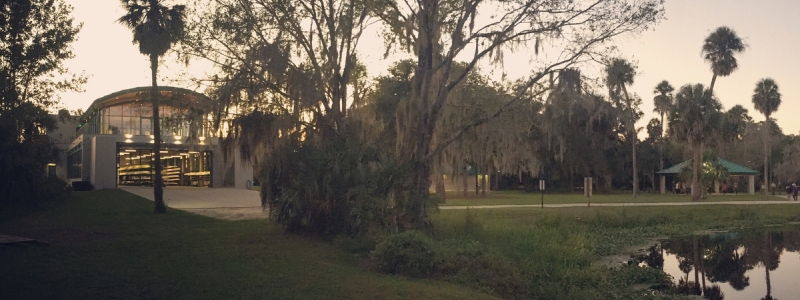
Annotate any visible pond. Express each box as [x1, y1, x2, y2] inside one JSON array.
[[631, 227, 800, 300]]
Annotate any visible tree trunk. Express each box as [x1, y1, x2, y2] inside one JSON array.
[[435, 171, 446, 203], [709, 73, 717, 95], [462, 168, 468, 197], [765, 233, 772, 299], [651, 169, 656, 193], [632, 129, 638, 198], [693, 236, 700, 294], [481, 169, 487, 197], [764, 114, 770, 195], [456, 171, 462, 195], [475, 167, 479, 196], [151, 54, 165, 214], [659, 113, 664, 172], [410, 161, 432, 224], [691, 141, 701, 201]]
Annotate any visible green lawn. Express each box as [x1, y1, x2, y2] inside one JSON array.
[[4, 190, 799, 300], [0, 190, 500, 300], [438, 190, 783, 206]]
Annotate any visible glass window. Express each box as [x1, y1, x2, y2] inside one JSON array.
[[109, 116, 122, 134], [136, 104, 152, 118], [141, 117, 152, 136], [122, 117, 135, 135], [67, 144, 82, 179], [102, 114, 110, 134], [129, 103, 141, 117], [160, 106, 171, 117], [109, 105, 122, 116], [122, 104, 132, 117]]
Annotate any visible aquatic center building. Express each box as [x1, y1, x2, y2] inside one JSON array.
[[54, 87, 253, 190]]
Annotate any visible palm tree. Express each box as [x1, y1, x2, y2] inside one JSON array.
[[669, 84, 722, 201], [653, 80, 674, 190], [606, 58, 639, 197], [118, 0, 186, 213], [702, 26, 746, 94], [752, 78, 781, 196]]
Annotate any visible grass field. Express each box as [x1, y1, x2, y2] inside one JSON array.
[[438, 190, 783, 206], [3, 190, 800, 300], [0, 190, 500, 300]]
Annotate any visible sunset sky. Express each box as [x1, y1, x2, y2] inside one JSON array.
[[59, 0, 800, 136]]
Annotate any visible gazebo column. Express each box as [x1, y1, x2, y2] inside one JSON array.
[[660, 176, 666, 194], [749, 175, 755, 195], [714, 181, 719, 194]]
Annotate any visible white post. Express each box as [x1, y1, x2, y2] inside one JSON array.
[[749, 175, 755, 195], [660, 176, 666, 194], [714, 181, 719, 194]]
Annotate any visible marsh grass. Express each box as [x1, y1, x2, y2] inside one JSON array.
[[415, 204, 800, 299]]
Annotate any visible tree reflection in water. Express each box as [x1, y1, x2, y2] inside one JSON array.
[[631, 229, 800, 300]]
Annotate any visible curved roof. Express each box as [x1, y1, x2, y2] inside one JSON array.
[[84, 86, 211, 114]]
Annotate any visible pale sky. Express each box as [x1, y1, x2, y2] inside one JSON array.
[[59, 0, 800, 136]]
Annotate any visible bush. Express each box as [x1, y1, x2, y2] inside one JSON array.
[[39, 176, 71, 202], [261, 130, 398, 238], [439, 239, 526, 299], [370, 231, 526, 299], [371, 231, 441, 278], [71, 181, 94, 192]]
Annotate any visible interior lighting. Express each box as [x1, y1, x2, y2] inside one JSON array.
[[125, 134, 133, 138], [180, 153, 190, 156], [125, 149, 136, 152], [124, 139, 133, 143], [150, 135, 154, 139], [118, 152, 128, 155], [150, 140, 155, 143], [189, 151, 199, 154], [198, 136, 205, 141], [47, 163, 56, 166], [174, 135, 182, 140], [174, 141, 182, 145], [160, 151, 168, 153]]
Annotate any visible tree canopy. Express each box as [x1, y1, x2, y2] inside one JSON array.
[[0, 0, 84, 204]]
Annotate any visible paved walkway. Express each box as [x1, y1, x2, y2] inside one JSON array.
[[441, 198, 799, 210], [120, 186, 267, 220], [120, 187, 797, 218]]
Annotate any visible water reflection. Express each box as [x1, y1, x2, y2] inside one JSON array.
[[631, 228, 800, 300]]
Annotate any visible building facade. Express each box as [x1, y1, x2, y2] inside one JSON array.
[[55, 86, 252, 190]]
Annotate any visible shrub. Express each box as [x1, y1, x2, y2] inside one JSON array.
[[371, 231, 441, 278], [439, 239, 526, 299], [371, 231, 526, 299], [261, 130, 399, 238], [39, 176, 71, 202]]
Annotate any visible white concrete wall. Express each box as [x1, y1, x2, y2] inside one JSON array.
[[48, 114, 79, 180], [80, 135, 93, 182], [211, 149, 224, 188], [91, 136, 118, 190], [234, 150, 254, 189]]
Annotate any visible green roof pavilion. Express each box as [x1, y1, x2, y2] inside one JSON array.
[[656, 158, 758, 195]]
